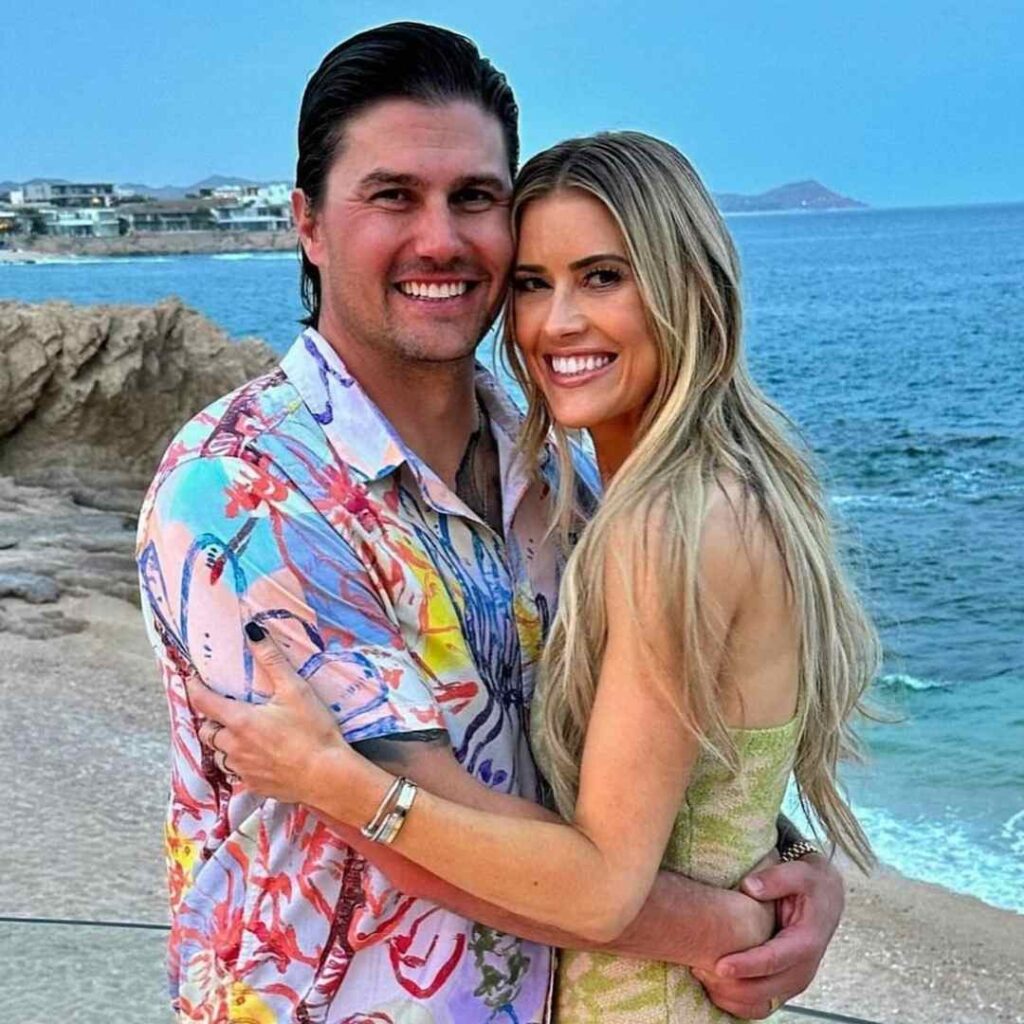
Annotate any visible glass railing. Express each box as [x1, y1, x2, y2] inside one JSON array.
[[0, 916, 882, 1024], [0, 919, 174, 1024]]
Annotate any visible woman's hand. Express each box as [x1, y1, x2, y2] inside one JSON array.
[[185, 622, 347, 804]]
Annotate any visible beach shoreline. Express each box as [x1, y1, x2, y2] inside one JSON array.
[[0, 228, 297, 261], [0, 297, 1020, 1023], [0, 500, 1020, 1024]]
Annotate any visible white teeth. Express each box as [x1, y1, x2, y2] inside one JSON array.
[[398, 281, 469, 299], [551, 354, 612, 376]]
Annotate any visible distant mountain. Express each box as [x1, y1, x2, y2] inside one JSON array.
[[715, 180, 867, 212], [119, 174, 287, 199], [0, 177, 72, 192], [715, 180, 866, 212], [117, 182, 188, 200]]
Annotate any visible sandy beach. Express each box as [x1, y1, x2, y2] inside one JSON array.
[[2, 581, 1021, 1023], [0, 299, 1021, 1024]]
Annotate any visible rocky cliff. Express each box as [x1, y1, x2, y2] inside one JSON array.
[[0, 298, 276, 480], [0, 299, 276, 636]]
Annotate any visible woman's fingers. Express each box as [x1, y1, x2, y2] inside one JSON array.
[[245, 619, 302, 699], [182, 621, 345, 801], [185, 672, 244, 726], [196, 717, 224, 752]]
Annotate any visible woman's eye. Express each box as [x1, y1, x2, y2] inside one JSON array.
[[584, 267, 622, 287], [513, 276, 548, 293]]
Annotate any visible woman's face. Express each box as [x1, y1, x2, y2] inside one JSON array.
[[512, 190, 659, 439]]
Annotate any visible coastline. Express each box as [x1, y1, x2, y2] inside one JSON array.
[[0, 228, 297, 260], [0, 298, 1021, 1023], [0, 584, 1021, 1023]]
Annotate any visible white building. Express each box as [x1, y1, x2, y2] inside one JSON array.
[[23, 182, 115, 207], [35, 206, 121, 237]]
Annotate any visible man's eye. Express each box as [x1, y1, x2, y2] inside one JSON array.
[[453, 188, 495, 210], [513, 276, 547, 293], [371, 189, 412, 205]]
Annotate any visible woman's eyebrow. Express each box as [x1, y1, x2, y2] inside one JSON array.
[[568, 253, 629, 271]]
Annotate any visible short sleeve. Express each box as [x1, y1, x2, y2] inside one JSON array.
[[137, 454, 445, 742]]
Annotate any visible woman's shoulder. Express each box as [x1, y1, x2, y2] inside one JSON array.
[[702, 473, 779, 580]]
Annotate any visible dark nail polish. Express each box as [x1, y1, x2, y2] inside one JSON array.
[[245, 621, 267, 642]]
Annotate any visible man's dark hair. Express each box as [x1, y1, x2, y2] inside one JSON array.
[[295, 21, 520, 327]]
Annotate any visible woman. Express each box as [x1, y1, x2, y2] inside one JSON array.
[[190, 132, 879, 1022]]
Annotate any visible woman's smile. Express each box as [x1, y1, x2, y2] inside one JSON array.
[[512, 190, 659, 457], [544, 350, 619, 386]]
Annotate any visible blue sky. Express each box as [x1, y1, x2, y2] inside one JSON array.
[[4, 0, 1020, 206]]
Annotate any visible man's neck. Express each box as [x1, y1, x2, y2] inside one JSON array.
[[317, 323, 479, 489]]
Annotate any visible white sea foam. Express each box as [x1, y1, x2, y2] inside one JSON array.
[[210, 252, 297, 262], [830, 492, 938, 511], [785, 792, 1024, 914], [1, 255, 175, 267], [876, 672, 953, 692]]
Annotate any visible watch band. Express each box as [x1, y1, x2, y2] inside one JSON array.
[[779, 839, 819, 863]]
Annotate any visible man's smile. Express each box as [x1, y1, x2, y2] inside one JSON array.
[[394, 279, 479, 300]]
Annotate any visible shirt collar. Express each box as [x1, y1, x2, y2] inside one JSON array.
[[281, 328, 539, 516], [280, 327, 412, 484]]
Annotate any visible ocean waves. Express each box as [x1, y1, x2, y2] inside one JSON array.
[[876, 671, 952, 692], [210, 252, 297, 262], [855, 804, 1024, 914]]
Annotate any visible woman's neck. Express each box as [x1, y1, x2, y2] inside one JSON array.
[[589, 418, 641, 486]]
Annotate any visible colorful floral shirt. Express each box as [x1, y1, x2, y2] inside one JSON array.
[[137, 328, 591, 1024]]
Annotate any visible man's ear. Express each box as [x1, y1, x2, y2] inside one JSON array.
[[292, 189, 321, 265]]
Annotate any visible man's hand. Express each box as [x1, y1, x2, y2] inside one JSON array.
[[692, 854, 844, 1019]]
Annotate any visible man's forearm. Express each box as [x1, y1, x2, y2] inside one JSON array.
[[601, 868, 768, 968]]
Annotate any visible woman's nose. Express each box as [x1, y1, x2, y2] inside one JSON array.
[[542, 290, 587, 339]]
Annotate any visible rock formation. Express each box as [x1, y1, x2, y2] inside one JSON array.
[[0, 298, 277, 480], [0, 299, 277, 637]]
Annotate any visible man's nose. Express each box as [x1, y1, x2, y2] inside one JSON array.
[[411, 200, 465, 264]]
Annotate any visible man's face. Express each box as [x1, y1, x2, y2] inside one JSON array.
[[296, 98, 514, 366]]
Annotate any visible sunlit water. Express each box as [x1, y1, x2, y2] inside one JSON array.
[[4, 203, 1022, 912]]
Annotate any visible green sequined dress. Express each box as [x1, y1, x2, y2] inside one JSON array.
[[532, 708, 799, 1024]]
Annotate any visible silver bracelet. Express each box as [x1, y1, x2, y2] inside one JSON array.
[[361, 776, 418, 845], [360, 776, 404, 841], [372, 778, 418, 846]]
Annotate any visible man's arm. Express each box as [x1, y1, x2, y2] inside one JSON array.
[[346, 736, 843, 1010]]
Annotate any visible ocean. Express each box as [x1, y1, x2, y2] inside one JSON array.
[[3, 202, 1022, 914]]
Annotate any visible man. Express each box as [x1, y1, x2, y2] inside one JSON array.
[[138, 22, 843, 1023]]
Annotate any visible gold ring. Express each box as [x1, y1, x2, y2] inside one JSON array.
[[769, 995, 782, 1014]]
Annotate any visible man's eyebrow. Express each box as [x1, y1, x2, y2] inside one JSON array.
[[452, 174, 511, 195], [357, 170, 424, 190]]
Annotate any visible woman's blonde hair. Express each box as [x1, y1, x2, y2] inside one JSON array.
[[503, 131, 880, 870]]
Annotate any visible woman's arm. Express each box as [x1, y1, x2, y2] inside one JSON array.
[[313, 503, 747, 941], [201, 502, 747, 943], [309, 805, 770, 964]]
